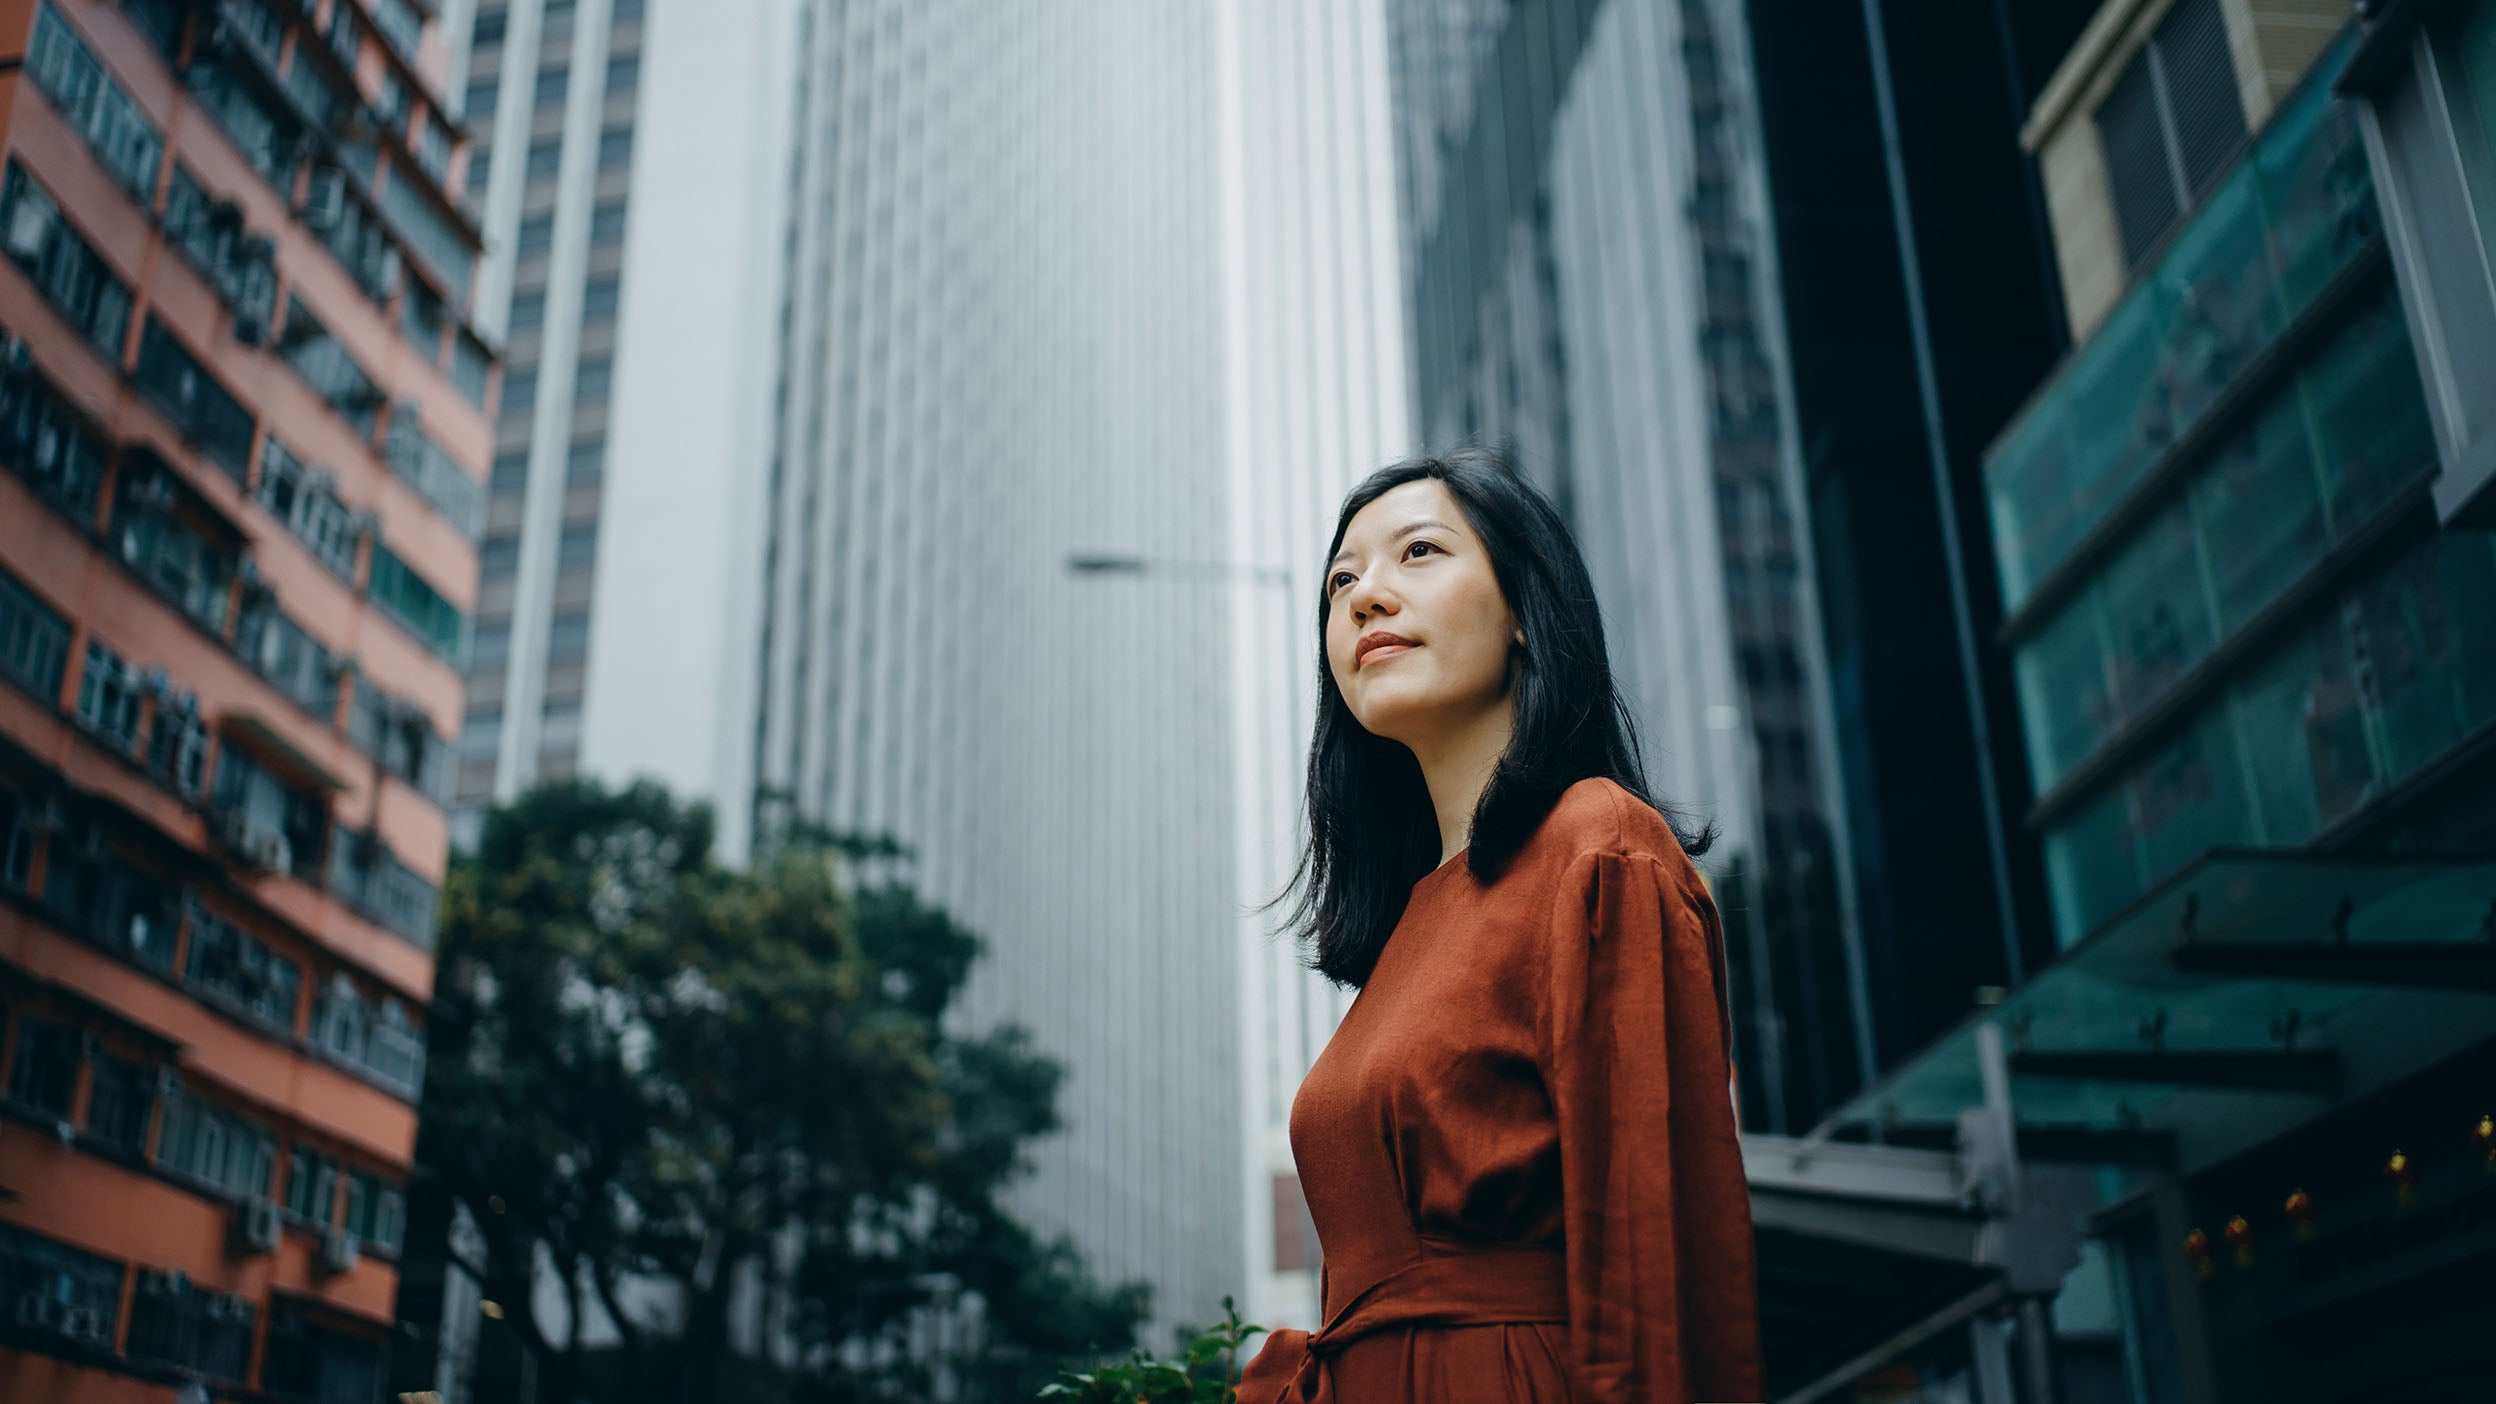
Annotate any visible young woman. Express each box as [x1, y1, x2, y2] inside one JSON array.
[[1238, 450, 1762, 1404]]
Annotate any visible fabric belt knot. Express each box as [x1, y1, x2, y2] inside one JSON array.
[[1235, 1245, 1568, 1404]]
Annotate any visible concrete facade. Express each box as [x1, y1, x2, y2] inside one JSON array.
[[0, 0, 486, 1397]]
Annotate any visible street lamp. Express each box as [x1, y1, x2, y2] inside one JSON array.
[[1065, 550, 1292, 590]]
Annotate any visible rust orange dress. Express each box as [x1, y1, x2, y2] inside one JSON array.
[[1239, 778, 1762, 1404]]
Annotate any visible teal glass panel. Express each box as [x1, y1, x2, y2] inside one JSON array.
[[2307, 291, 2436, 532], [2130, 712, 2258, 883], [2017, 591, 2120, 790], [2252, 62, 2380, 308], [2142, 170, 2284, 435], [2193, 387, 2325, 633], [2046, 782, 2145, 948], [2098, 498, 2215, 712]]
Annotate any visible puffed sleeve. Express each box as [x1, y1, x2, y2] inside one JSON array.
[[1541, 847, 1762, 1404]]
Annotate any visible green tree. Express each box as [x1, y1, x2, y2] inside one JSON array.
[[417, 780, 1151, 1402]]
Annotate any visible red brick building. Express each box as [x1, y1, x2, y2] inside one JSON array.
[[0, 1, 489, 1399]]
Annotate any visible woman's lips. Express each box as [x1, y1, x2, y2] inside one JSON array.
[[1359, 643, 1416, 668]]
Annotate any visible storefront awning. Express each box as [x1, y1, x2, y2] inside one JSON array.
[[1816, 851, 2496, 1178]]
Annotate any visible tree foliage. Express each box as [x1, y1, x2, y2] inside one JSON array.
[[418, 780, 1152, 1402]]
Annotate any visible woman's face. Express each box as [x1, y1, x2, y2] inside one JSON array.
[[1324, 479, 1522, 747]]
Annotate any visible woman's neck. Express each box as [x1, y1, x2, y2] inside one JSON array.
[[1408, 700, 1517, 866]]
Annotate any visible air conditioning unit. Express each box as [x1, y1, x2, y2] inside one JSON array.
[[11, 1291, 66, 1334], [317, 1227, 361, 1276], [212, 810, 292, 874], [229, 1197, 281, 1257], [59, 1304, 109, 1346], [130, 469, 179, 515], [137, 1267, 191, 1298], [370, 246, 404, 298], [203, 1292, 250, 1324], [5, 197, 55, 259], [302, 168, 349, 233]]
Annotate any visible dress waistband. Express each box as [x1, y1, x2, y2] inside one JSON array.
[[1236, 1245, 1568, 1404]]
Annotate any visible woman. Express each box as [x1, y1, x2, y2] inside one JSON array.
[[1238, 450, 1762, 1404]]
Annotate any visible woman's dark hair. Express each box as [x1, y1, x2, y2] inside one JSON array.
[[1278, 447, 1714, 987]]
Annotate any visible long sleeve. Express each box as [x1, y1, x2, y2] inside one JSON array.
[[1541, 848, 1762, 1404]]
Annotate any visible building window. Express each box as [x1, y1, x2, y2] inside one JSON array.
[[258, 439, 364, 579], [509, 290, 546, 330], [1, 364, 110, 523], [278, 297, 384, 438], [525, 136, 563, 178], [566, 438, 605, 483], [342, 1170, 406, 1253], [500, 370, 538, 420], [517, 212, 555, 255], [572, 356, 612, 404], [0, 568, 73, 704], [263, 1303, 388, 1404], [581, 274, 620, 322], [237, 599, 341, 721], [369, 545, 469, 662], [184, 901, 303, 1034], [83, 1050, 154, 1153], [384, 411, 487, 540], [147, 693, 208, 800], [605, 53, 639, 96], [453, 330, 492, 407], [210, 748, 329, 881], [2095, 0, 2248, 271], [326, 830, 441, 949], [6, 1013, 78, 1119], [534, 69, 568, 109], [112, 468, 238, 631], [41, 827, 178, 970], [540, 697, 582, 750], [491, 450, 531, 496], [284, 1144, 340, 1226], [185, 56, 303, 193], [134, 317, 258, 482], [127, 1273, 255, 1386], [312, 976, 425, 1099], [546, 611, 590, 663], [0, 1222, 122, 1353], [28, 4, 164, 202], [477, 540, 520, 586], [589, 199, 627, 245], [74, 639, 145, 754], [155, 1085, 277, 1200], [1, 162, 136, 364], [597, 126, 634, 170], [556, 522, 598, 571]]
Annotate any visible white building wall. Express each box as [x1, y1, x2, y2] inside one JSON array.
[[757, 0, 1243, 1350], [1213, 0, 1413, 1335]]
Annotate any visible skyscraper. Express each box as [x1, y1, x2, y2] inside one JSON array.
[[1384, 0, 1867, 1132], [0, 0, 487, 1396], [447, 0, 792, 862], [755, 0, 1240, 1347], [1213, 0, 1412, 1333]]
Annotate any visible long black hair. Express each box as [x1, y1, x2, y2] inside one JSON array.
[[1279, 447, 1714, 987]]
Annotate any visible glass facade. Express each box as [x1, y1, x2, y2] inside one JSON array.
[[1987, 43, 2383, 608], [1992, 29, 2496, 948]]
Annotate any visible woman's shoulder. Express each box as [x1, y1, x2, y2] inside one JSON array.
[[1533, 776, 1696, 874]]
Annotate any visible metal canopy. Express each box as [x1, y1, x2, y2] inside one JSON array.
[[1814, 851, 2496, 1176]]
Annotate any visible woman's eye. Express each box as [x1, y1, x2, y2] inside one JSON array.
[[1327, 570, 1356, 595], [1406, 540, 1439, 559]]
